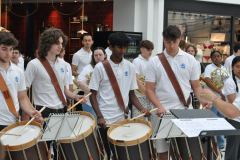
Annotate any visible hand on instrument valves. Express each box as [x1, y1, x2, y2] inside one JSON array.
[[30, 110, 44, 124], [156, 106, 166, 117], [97, 116, 106, 128], [140, 108, 151, 117], [74, 94, 87, 103]]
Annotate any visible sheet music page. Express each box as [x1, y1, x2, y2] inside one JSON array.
[[171, 118, 235, 137]]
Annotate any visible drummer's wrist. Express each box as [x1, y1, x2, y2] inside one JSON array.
[[97, 114, 104, 119], [212, 96, 221, 104], [157, 104, 164, 109]]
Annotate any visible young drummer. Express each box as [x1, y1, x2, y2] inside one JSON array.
[[0, 31, 42, 130], [89, 32, 150, 160]]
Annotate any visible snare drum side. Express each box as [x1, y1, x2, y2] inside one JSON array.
[[0, 121, 48, 160], [58, 111, 104, 160]]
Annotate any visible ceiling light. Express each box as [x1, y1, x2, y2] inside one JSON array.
[[77, 0, 87, 34]]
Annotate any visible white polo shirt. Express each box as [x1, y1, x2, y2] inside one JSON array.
[[105, 47, 112, 60], [231, 96, 240, 122], [132, 54, 149, 76], [0, 64, 26, 125], [78, 64, 94, 106], [224, 54, 236, 75], [19, 55, 24, 70], [72, 48, 92, 75], [25, 58, 68, 109], [145, 49, 200, 110], [204, 63, 229, 96], [222, 77, 240, 122], [59, 58, 73, 87], [89, 59, 138, 124], [223, 77, 240, 97], [77, 64, 93, 82]]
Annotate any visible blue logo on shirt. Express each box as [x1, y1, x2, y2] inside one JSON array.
[[15, 76, 19, 82], [180, 63, 186, 69], [60, 68, 64, 73], [125, 71, 128, 76]]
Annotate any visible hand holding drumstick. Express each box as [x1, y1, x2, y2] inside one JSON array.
[[130, 108, 158, 120], [19, 106, 46, 133], [67, 93, 92, 111]]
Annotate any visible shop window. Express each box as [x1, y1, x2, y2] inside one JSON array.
[[168, 11, 231, 64]]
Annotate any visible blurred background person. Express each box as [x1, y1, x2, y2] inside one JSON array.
[[11, 48, 24, 71], [77, 47, 106, 115]]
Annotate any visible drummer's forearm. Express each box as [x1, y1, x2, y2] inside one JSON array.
[[129, 90, 145, 111], [191, 80, 203, 100], [18, 91, 36, 116], [213, 98, 240, 119], [69, 84, 74, 92], [78, 81, 90, 93], [90, 90, 103, 118], [146, 83, 163, 109], [148, 93, 163, 109], [64, 86, 78, 100]]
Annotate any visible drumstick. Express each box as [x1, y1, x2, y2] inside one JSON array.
[[130, 108, 158, 120], [20, 106, 46, 132], [67, 92, 92, 111]]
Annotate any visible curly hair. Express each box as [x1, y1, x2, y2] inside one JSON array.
[[39, 27, 68, 58]]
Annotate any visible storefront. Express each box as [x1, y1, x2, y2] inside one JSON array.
[[164, 0, 240, 62]]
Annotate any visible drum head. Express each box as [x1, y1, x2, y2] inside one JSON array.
[[69, 113, 94, 138], [108, 119, 152, 146], [0, 121, 42, 151], [57, 111, 96, 143]]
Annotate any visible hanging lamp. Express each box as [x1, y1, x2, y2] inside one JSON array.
[[77, 0, 87, 34]]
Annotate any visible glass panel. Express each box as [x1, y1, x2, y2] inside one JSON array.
[[168, 11, 231, 63]]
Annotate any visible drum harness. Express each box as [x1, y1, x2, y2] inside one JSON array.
[[0, 73, 20, 122], [102, 60, 129, 119], [158, 52, 193, 160]]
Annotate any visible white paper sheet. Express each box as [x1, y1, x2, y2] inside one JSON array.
[[171, 118, 235, 137]]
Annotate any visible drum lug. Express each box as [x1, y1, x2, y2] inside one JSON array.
[[125, 146, 130, 160], [70, 142, 79, 160], [137, 144, 143, 160], [36, 143, 43, 160]]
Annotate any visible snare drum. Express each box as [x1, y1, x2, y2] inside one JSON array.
[[0, 121, 48, 160], [107, 119, 155, 160], [58, 111, 104, 160]]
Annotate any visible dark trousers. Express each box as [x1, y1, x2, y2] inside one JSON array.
[[75, 91, 84, 111], [225, 135, 240, 160], [36, 106, 66, 160], [98, 127, 116, 160], [0, 125, 6, 131]]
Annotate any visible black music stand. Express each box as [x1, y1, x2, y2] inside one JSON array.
[[171, 109, 240, 160]]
